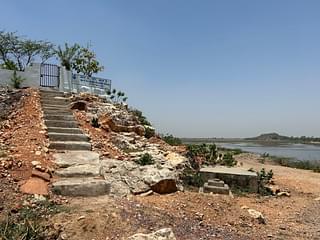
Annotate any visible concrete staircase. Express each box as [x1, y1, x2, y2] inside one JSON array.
[[41, 90, 91, 151], [203, 178, 230, 195], [40, 90, 110, 196]]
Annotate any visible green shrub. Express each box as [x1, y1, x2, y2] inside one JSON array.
[[181, 168, 204, 188], [130, 109, 151, 126], [221, 152, 237, 167], [257, 168, 274, 195], [186, 143, 217, 166], [10, 70, 24, 88], [145, 126, 155, 138], [162, 134, 182, 146], [91, 117, 100, 128], [135, 153, 154, 165]]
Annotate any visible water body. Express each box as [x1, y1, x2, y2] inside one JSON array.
[[216, 142, 320, 161]]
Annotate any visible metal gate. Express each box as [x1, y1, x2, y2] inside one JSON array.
[[40, 63, 60, 87]]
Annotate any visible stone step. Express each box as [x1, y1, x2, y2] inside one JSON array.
[[45, 120, 78, 128], [40, 92, 70, 98], [54, 151, 100, 168], [43, 109, 72, 115], [40, 98, 70, 105], [203, 183, 230, 195], [47, 127, 83, 134], [42, 104, 70, 110], [48, 132, 89, 142], [44, 111, 73, 117], [208, 179, 225, 187], [56, 164, 100, 177], [41, 100, 70, 107], [52, 177, 110, 196], [45, 114, 75, 121], [49, 141, 91, 151]]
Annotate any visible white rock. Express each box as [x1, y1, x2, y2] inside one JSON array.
[[127, 228, 176, 240]]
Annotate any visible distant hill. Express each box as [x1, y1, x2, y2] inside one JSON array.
[[246, 133, 290, 141]]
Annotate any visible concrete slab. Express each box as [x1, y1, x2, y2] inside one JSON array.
[[49, 141, 91, 151], [54, 151, 100, 168], [47, 127, 83, 134], [45, 120, 78, 128], [52, 177, 110, 196], [48, 132, 89, 142], [56, 164, 100, 177], [200, 166, 258, 192], [203, 183, 230, 194]]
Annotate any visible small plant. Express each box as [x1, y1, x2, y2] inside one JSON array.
[[181, 167, 204, 188], [130, 109, 151, 126], [10, 70, 24, 88], [91, 117, 100, 128], [162, 134, 182, 146], [257, 168, 274, 195], [145, 126, 155, 138], [135, 153, 154, 165], [221, 152, 237, 167], [107, 88, 128, 104]]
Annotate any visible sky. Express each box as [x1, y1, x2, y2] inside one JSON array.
[[1, 0, 320, 138]]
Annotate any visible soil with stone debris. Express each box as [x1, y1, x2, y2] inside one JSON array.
[[0, 88, 54, 215], [1, 89, 320, 240], [49, 156, 320, 239]]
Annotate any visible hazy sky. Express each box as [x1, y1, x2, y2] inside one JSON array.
[[1, 0, 320, 138]]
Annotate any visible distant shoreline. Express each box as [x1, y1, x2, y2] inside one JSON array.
[[181, 138, 320, 145]]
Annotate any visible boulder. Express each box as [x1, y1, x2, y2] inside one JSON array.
[[127, 228, 176, 240], [100, 159, 178, 196], [20, 177, 48, 195]]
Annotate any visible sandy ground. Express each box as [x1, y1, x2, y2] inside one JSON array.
[[49, 154, 320, 240]]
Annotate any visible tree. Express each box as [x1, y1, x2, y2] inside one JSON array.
[[55, 43, 80, 71], [72, 45, 104, 77], [0, 30, 55, 71]]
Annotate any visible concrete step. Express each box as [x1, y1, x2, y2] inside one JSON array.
[[54, 151, 100, 168], [43, 109, 72, 115], [45, 120, 78, 128], [49, 141, 91, 151], [44, 111, 73, 117], [48, 132, 89, 142], [42, 104, 70, 110], [203, 183, 230, 195], [41, 99, 70, 106], [47, 127, 83, 134], [52, 177, 110, 196], [45, 115, 75, 121], [40, 91, 70, 97], [56, 164, 100, 177], [208, 179, 225, 187]]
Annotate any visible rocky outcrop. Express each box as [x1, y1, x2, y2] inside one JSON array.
[[100, 158, 179, 196], [99, 114, 145, 136]]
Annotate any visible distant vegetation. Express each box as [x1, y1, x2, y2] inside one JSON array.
[[247, 132, 320, 143], [162, 134, 182, 146], [269, 155, 320, 173]]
